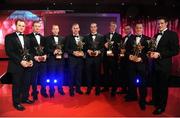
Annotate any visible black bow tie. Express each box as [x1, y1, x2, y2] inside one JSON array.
[[73, 36, 79, 38], [35, 33, 40, 36], [158, 33, 163, 35], [91, 34, 97, 36], [110, 33, 114, 35], [19, 33, 24, 36], [54, 35, 59, 37], [135, 35, 142, 38]]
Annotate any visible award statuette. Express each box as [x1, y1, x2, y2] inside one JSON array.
[[34, 45, 45, 61], [20, 48, 32, 62], [118, 40, 126, 57], [20, 48, 33, 67], [54, 44, 63, 59], [147, 38, 156, 57], [132, 42, 144, 61], [77, 39, 85, 57], [90, 40, 99, 56], [106, 39, 114, 55]]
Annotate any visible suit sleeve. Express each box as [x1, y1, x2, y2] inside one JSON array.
[[159, 32, 179, 59], [5, 36, 22, 64], [46, 37, 54, 55], [65, 36, 74, 55]]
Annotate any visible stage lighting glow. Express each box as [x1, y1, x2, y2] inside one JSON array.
[[136, 78, 140, 84], [54, 79, 57, 83], [46, 79, 50, 83]]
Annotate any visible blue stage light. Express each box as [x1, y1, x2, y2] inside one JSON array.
[[46, 79, 50, 83], [136, 78, 140, 84], [54, 79, 57, 83]]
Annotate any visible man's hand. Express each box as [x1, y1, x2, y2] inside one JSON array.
[[87, 50, 93, 56], [151, 52, 160, 59], [42, 55, 47, 62], [27, 60, 33, 67], [20, 60, 28, 68], [94, 51, 100, 57], [54, 49, 62, 55], [104, 42, 108, 49], [73, 51, 84, 57], [107, 52, 114, 57], [34, 56, 40, 62], [129, 55, 134, 61], [134, 57, 142, 62]]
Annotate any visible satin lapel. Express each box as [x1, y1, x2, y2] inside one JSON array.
[[14, 33, 23, 49]]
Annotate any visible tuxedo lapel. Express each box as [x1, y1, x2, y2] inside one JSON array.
[[14, 33, 23, 50]]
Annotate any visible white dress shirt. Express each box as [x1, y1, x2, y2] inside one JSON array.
[[34, 33, 41, 45], [16, 32, 24, 49], [155, 28, 167, 48], [54, 36, 59, 44]]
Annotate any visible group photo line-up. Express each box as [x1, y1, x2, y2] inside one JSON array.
[[4, 17, 179, 115]]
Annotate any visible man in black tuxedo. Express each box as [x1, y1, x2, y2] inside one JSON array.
[[118, 25, 134, 94], [126, 23, 149, 110], [148, 17, 179, 115], [46, 25, 65, 98], [65, 23, 85, 96], [5, 19, 33, 111], [102, 21, 122, 97], [84, 23, 104, 96], [28, 21, 48, 100]]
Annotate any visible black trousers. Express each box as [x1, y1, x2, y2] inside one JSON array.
[[118, 58, 129, 91], [103, 57, 118, 91], [12, 69, 31, 105], [152, 69, 170, 110], [47, 56, 64, 94], [68, 56, 83, 91], [86, 57, 101, 90], [31, 61, 47, 96], [128, 62, 147, 102]]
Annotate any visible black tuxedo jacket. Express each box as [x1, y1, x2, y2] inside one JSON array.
[[5, 32, 31, 73], [121, 34, 135, 61], [46, 35, 65, 56], [27, 33, 47, 57], [153, 30, 179, 72], [84, 33, 104, 57], [65, 35, 85, 57], [127, 35, 150, 64], [104, 32, 122, 60]]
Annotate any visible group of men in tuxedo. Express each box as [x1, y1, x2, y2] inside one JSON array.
[[5, 18, 179, 115]]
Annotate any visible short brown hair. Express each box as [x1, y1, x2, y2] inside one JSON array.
[[32, 20, 41, 26], [15, 19, 25, 25]]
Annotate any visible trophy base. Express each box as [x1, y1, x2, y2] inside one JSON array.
[[56, 55, 62, 59], [107, 50, 112, 55]]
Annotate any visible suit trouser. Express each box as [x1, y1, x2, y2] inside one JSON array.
[[68, 56, 83, 91], [12, 69, 31, 105], [31, 61, 47, 96], [152, 69, 169, 110], [103, 57, 118, 91], [47, 56, 64, 94], [86, 57, 101, 90], [118, 59, 129, 91], [128, 62, 147, 102]]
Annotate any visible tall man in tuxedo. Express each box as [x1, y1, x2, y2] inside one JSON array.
[[5, 19, 33, 111], [46, 25, 65, 98], [148, 17, 179, 115], [28, 21, 48, 100], [103, 21, 122, 97], [118, 25, 134, 94], [65, 23, 85, 96], [84, 23, 104, 95], [126, 23, 150, 110]]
